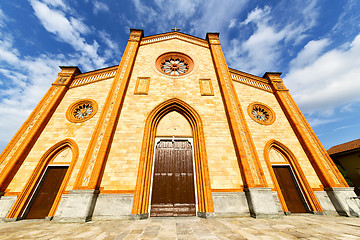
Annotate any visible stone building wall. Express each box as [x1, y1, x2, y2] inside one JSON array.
[[6, 78, 114, 193], [233, 81, 323, 189], [101, 38, 242, 192]]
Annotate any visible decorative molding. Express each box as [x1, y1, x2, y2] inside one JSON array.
[[99, 190, 135, 194], [81, 42, 136, 187], [209, 42, 266, 187], [283, 93, 340, 185], [231, 73, 272, 92], [199, 79, 214, 96], [211, 188, 243, 192], [75, 29, 143, 189], [70, 68, 117, 88], [134, 77, 150, 95], [141, 33, 209, 48]]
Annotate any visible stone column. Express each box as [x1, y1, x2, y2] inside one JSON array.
[[55, 29, 143, 222], [264, 72, 360, 217], [207, 33, 279, 218]]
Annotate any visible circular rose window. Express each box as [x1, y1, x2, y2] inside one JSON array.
[[247, 102, 276, 125], [66, 99, 98, 123], [155, 52, 194, 76]]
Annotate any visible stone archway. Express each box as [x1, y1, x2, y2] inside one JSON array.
[[6, 139, 79, 220], [264, 140, 323, 213], [131, 98, 214, 218]]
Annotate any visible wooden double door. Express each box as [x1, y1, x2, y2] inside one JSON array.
[[273, 165, 308, 213], [150, 140, 196, 217], [25, 166, 68, 219]]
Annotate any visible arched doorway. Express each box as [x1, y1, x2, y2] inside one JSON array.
[[132, 98, 213, 217], [6, 139, 79, 220], [264, 140, 323, 214], [150, 111, 196, 216]]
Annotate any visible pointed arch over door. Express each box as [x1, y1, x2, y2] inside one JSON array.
[[6, 139, 79, 220], [132, 98, 213, 216], [264, 140, 323, 213]]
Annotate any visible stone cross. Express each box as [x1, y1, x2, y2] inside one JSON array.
[[171, 27, 181, 32]]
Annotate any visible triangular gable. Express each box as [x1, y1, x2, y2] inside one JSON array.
[[140, 31, 209, 48]]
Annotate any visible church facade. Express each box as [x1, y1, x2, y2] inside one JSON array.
[[0, 29, 359, 222]]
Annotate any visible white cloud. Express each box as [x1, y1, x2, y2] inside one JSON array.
[[0, 1, 120, 151], [0, 8, 7, 27], [285, 34, 360, 114], [131, 0, 248, 38], [290, 39, 330, 69], [0, 37, 20, 65], [30, 0, 106, 70], [189, 0, 248, 36], [42, 0, 69, 11], [225, 1, 321, 75], [332, 0, 360, 37], [306, 117, 341, 127], [93, 1, 109, 15], [226, 6, 285, 74], [98, 30, 121, 60], [242, 6, 271, 25]]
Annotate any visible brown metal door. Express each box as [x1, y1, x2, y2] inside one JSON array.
[[25, 166, 68, 219], [151, 140, 196, 216], [273, 166, 307, 213]]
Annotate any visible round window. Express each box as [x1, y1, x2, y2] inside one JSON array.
[[66, 99, 98, 123], [155, 52, 194, 76], [247, 102, 276, 125]]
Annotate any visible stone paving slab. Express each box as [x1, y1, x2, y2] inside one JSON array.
[[0, 214, 359, 239]]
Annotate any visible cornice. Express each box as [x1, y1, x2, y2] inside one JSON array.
[[140, 32, 209, 48], [229, 68, 272, 93], [70, 66, 118, 88]]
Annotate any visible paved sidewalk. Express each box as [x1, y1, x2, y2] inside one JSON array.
[[0, 214, 359, 239]]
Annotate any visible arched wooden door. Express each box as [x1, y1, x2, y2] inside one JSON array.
[[150, 140, 196, 216], [25, 166, 68, 219], [272, 165, 308, 213]]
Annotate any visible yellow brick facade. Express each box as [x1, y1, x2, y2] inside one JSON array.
[[6, 78, 114, 193], [0, 30, 352, 220], [233, 82, 322, 189], [102, 38, 241, 192]]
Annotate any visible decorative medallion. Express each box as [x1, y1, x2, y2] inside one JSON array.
[[155, 52, 194, 76], [66, 99, 98, 123], [247, 102, 276, 125]]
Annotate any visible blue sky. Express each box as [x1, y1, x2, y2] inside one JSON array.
[[0, 0, 360, 151]]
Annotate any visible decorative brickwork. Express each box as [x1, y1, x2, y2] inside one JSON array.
[[141, 32, 209, 48], [70, 67, 117, 88]]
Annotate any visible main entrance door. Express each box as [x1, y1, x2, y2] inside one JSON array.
[[150, 140, 196, 217], [25, 166, 68, 219], [273, 166, 307, 213]]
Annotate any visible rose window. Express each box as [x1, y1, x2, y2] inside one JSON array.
[[252, 106, 269, 122], [73, 103, 93, 119], [156, 52, 194, 76], [66, 99, 98, 123], [247, 102, 275, 125], [161, 58, 188, 75]]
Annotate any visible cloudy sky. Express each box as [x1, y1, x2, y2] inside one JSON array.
[[0, 0, 360, 151]]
